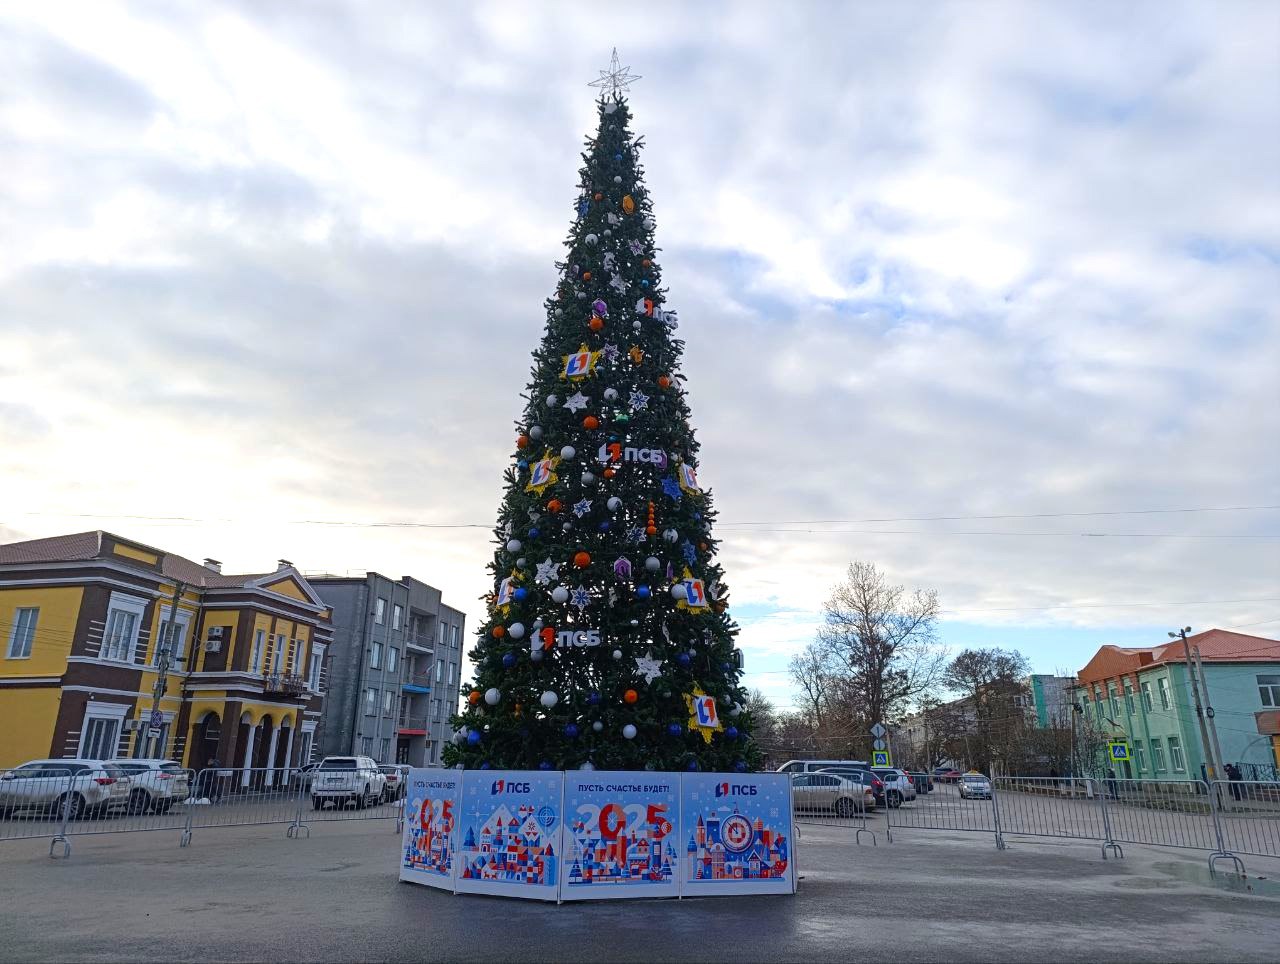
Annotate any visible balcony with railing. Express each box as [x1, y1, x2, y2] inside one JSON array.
[[402, 669, 432, 695], [263, 673, 307, 696], [404, 631, 435, 653]]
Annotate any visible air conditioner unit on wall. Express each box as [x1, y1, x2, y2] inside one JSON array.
[[205, 626, 224, 652]]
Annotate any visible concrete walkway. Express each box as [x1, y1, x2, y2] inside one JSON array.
[[0, 820, 1277, 962]]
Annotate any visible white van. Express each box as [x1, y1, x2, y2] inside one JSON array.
[[776, 759, 871, 774]]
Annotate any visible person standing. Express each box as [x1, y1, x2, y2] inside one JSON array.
[[1226, 762, 1243, 801]]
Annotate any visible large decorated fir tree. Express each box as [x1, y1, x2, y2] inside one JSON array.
[[445, 78, 762, 774]]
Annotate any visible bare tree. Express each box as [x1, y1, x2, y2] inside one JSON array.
[[815, 561, 946, 731], [943, 647, 1032, 773], [788, 640, 835, 731]]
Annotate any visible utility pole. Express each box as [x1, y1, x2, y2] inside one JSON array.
[[1193, 645, 1229, 789], [149, 580, 186, 757], [1170, 627, 1218, 783]]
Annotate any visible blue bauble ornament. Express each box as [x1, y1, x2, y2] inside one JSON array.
[[539, 760, 552, 771], [480, 761, 492, 770], [502, 652, 517, 669], [466, 730, 481, 745], [527, 528, 540, 539], [641, 279, 650, 288], [685, 760, 699, 772], [588, 691, 601, 706], [676, 652, 691, 668], [721, 662, 731, 673], [667, 723, 682, 737], [598, 521, 610, 532], [733, 760, 748, 773], [637, 586, 651, 599], [614, 153, 623, 161], [518, 460, 529, 470], [726, 726, 739, 740], [514, 587, 529, 601], [565, 723, 580, 738]]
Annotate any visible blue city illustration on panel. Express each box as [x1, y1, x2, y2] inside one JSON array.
[[459, 774, 561, 887], [684, 779, 790, 883]]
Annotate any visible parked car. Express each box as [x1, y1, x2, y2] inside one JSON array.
[[776, 759, 871, 775], [871, 767, 917, 806], [108, 759, 190, 813], [0, 760, 133, 820], [790, 772, 873, 817], [934, 768, 962, 784], [958, 773, 993, 799], [310, 756, 387, 810], [815, 766, 885, 809], [378, 764, 411, 801], [287, 761, 321, 790], [908, 771, 935, 793]]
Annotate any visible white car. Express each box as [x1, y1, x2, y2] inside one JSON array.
[[310, 756, 387, 810], [0, 759, 134, 820], [109, 759, 191, 814], [871, 768, 917, 806], [959, 773, 993, 799]]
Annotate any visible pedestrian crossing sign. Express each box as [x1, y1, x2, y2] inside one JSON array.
[[1108, 741, 1131, 762], [872, 750, 891, 767]]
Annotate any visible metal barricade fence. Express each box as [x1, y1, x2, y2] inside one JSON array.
[[884, 774, 999, 842], [0, 767, 75, 855], [183, 768, 312, 840], [1096, 778, 1218, 853], [58, 767, 196, 844], [790, 775, 878, 845], [1212, 779, 1280, 861], [993, 777, 1109, 845]]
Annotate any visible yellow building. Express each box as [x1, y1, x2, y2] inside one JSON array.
[[0, 531, 332, 783]]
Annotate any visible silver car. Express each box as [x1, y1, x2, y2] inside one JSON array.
[[790, 772, 873, 817], [959, 773, 993, 799], [0, 760, 133, 819], [109, 759, 191, 814]]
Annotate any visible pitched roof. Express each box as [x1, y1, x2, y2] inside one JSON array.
[[1078, 629, 1280, 684], [0, 529, 285, 591]]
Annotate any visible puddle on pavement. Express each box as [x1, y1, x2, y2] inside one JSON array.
[[1159, 860, 1280, 897]]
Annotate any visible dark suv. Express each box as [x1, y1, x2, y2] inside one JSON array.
[[816, 766, 885, 809]]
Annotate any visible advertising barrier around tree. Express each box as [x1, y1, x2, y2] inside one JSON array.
[[455, 770, 563, 901], [400, 768, 461, 891], [398, 769, 796, 902], [680, 772, 795, 896], [560, 770, 681, 900]]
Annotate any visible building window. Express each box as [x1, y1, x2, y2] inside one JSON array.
[[1258, 675, 1280, 707], [273, 635, 287, 674], [388, 647, 399, 674], [290, 638, 301, 674], [309, 653, 322, 691], [1141, 681, 1154, 712], [383, 690, 393, 714], [6, 607, 37, 659], [393, 604, 403, 630], [250, 629, 266, 673], [299, 730, 314, 764], [102, 594, 147, 662], [361, 737, 372, 756], [1157, 678, 1171, 710], [1168, 736, 1186, 771], [1151, 738, 1167, 771], [379, 737, 390, 762], [1124, 683, 1135, 715], [439, 622, 446, 648], [365, 687, 377, 715], [1081, 695, 1090, 719], [371, 641, 382, 669], [375, 598, 386, 625], [154, 607, 190, 667], [435, 660, 443, 684], [452, 626, 459, 649], [1108, 686, 1120, 718], [79, 704, 128, 759], [432, 698, 442, 719], [447, 662, 456, 685], [1133, 741, 1147, 772]]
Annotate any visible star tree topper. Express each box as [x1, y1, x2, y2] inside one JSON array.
[[588, 48, 642, 97]]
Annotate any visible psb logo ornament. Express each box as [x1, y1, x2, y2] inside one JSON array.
[[525, 453, 560, 495]]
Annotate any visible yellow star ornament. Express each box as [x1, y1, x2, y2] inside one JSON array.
[[525, 451, 560, 495], [684, 686, 724, 744], [562, 344, 601, 381]]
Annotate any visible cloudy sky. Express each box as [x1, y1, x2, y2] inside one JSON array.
[[2, 1, 1277, 711]]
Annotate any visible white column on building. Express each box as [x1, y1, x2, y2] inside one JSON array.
[[264, 725, 281, 787], [241, 723, 258, 788], [282, 724, 296, 773]]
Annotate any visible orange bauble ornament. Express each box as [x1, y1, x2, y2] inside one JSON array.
[[658, 375, 672, 389], [589, 316, 604, 332], [468, 690, 481, 706], [492, 625, 506, 638], [646, 525, 657, 536], [593, 192, 603, 201], [624, 689, 638, 704], [516, 434, 530, 449], [582, 271, 592, 281], [547, 499, 563, 513], [573, 551, 591, 568], [603, 467, 617, 479], [621, 194, 636, 215], [642, 259, 651, 268], [583, 415, 600, 430]]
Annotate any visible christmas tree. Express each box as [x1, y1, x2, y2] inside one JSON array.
[[445, 66, 762, 774]]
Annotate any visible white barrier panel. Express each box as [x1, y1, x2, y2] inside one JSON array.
[[454, 771, 563, 902], [680, 773, 795, 896], [399, 769, 461, 891], [560, 771, 680, 900]]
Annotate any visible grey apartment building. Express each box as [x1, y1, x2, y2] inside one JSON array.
[[308, 572, 465, 766]]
